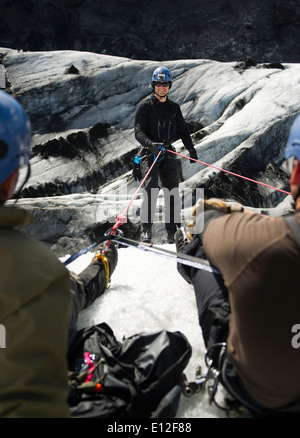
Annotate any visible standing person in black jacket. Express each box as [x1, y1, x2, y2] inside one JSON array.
[[134, 66, 198, 244]]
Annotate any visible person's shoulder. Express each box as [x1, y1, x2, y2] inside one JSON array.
[[138, 93, 154, 107], [136, 94, 155, 116], [167, 98, 181, 110], [6, 223, 68, 277]]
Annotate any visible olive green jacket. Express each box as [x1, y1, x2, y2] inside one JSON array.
[[0, 206, 71, 417]]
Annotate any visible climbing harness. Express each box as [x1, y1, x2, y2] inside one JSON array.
[[153, 145, 167, 162], [132, 146, 164, 181]]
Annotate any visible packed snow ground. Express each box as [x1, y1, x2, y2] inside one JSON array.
[[59, 196, 293, 419], [62, 242, 233, 419]]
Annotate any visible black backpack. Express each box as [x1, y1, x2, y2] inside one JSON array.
[[67, 322, 192, 418]]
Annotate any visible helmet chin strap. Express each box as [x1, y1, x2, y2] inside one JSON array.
[[154, 91, 169, 100]]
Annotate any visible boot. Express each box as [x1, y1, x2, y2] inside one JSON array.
[[77, 242, 118, 308], [140, 227, 152, 244], [104, 242, 118, 277], [91, 242, 118, 281], [166, 224, 180, 244], [166, 230, 175, 244], [174, 227, 193, 284]]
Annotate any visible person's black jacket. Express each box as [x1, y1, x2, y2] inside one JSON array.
[[134, 93, 194, 153]]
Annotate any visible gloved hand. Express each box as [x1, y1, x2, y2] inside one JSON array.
[[148, 142, 164, 155], [186, 198, 244, 241], [132, 161, 142, 181], [193, 198, 244, 215], [189, 148, 198, 163]]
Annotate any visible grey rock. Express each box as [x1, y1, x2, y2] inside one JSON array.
[[2, 48, 298, 255]]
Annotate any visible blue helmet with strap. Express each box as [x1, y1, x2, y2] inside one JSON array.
[[0, 90, 31, 184], [151, 66, 172, 88], [285, 114, 300, 163]]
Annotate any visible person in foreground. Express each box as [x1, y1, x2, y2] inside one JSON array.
[[134, 66, 198, 244], [0, 90, 117, 417], [175, 115, 300, 416]]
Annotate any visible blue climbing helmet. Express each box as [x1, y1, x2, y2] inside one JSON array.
[[0, 90, 31, 184], [151, 66, 172, 88], [285, 114, 300, 163]]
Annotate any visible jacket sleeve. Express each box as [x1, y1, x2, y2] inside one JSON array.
[[0, 236, 72, 418], [0, 272, 71, 418], [134, 100, 153, 149], [175, 105, 195, 152]]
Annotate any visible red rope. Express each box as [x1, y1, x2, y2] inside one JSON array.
[[118, 150, 162, 223], [102, 151, 162, 253], [103, 147, 291, 254], [170, 149, 292, 196]]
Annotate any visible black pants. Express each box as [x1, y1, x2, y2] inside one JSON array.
[[68, 258, 107, 347], [140, 153, 181, 235], [177, 236, 229, 352]]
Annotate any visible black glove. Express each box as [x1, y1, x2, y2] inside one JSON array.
[[186, 198, 244, 241], [148, 142, 164, 155], [132, 161, 142, 181], [189, 148, 198, 163]]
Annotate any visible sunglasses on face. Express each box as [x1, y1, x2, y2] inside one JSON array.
[[154, 81, 170, 87]]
